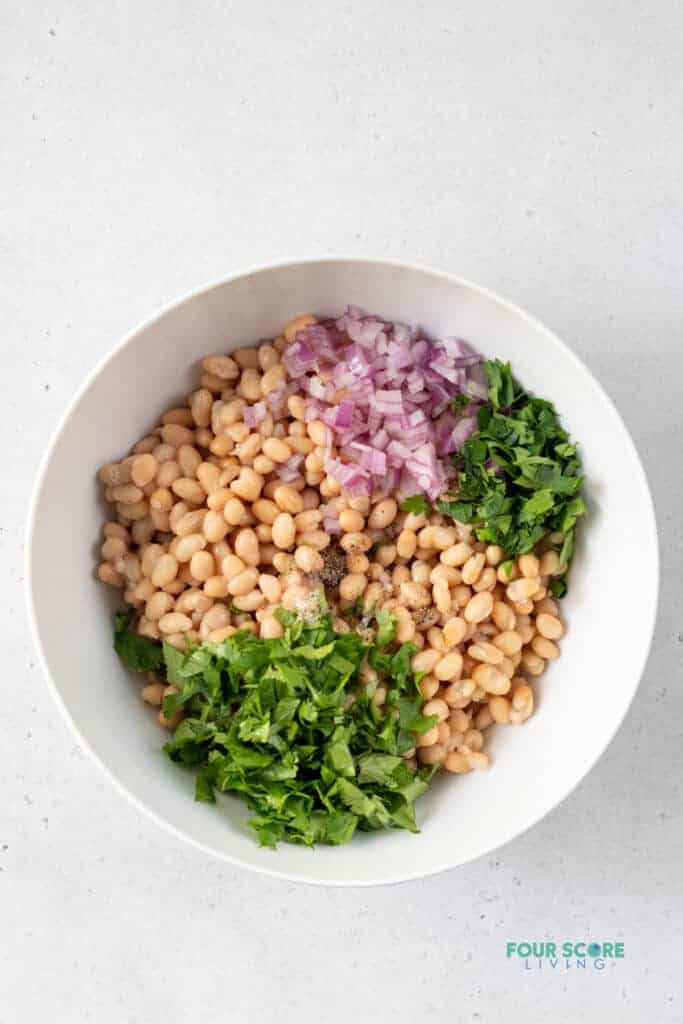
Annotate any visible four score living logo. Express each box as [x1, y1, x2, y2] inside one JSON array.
[[506, 941, 625, 971]]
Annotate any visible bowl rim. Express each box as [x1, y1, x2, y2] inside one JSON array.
[[25, 255, 660, 886]]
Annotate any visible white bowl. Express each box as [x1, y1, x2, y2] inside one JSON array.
[[26, 258, 658, 886]]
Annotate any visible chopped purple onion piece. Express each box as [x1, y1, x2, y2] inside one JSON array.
[[288, 306, 482, 499]]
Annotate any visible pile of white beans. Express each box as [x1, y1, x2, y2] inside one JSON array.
[[96, 314, 566, 772]]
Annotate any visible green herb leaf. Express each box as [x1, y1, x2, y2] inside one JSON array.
[[116, 611, 434, 848], [559, 529, 574, 569], [400, 495, 432, 516], [374, 608, 397, 648], [195, 774, 215, 803], [357, 753, 402, 785], [326, 731, 356, 778], [162, 642, 186, 685], [450, 393, 472, 416], [113, 611, 164, 673], [439, 362, 585, 591], [325, 811, 358, 845], [485, 359, 516, 410], [336, 778, 392, 828]]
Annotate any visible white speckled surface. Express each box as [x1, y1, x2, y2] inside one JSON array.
[[3, 1, 682, 1020]]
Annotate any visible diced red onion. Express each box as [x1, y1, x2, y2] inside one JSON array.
[[283, 339, 318, 377], [464, 379, 488, 401], [358, 447, 387, 475], [450, 416, 478, 450], [243, 401, 267, 428], [291, 306, 483, 499], [440, 336, 481, 365], [306, 376, 329, 400], [333, 400, 354, 428]]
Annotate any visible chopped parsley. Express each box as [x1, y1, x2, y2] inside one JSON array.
[[114, 610, 164, 673], [114, 612, 437, 847], [400, 495, 432, 516], [374, 608, 397, 648], [438, 359, 585, 588], [449, 393, 472, 416]]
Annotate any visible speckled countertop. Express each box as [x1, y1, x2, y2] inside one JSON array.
[[3, 1, 682, 1020]]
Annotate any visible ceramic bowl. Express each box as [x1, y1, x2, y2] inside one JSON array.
[[26, 258, 658, 885]]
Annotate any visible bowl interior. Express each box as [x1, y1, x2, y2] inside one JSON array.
[[27, 259, 658, 884]]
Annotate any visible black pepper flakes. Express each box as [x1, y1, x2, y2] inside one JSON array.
[[413, 607, 440, 630], [318, 544, 345, 588]]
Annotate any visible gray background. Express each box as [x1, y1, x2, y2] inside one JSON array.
[[3, 1, 682, 1021]]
